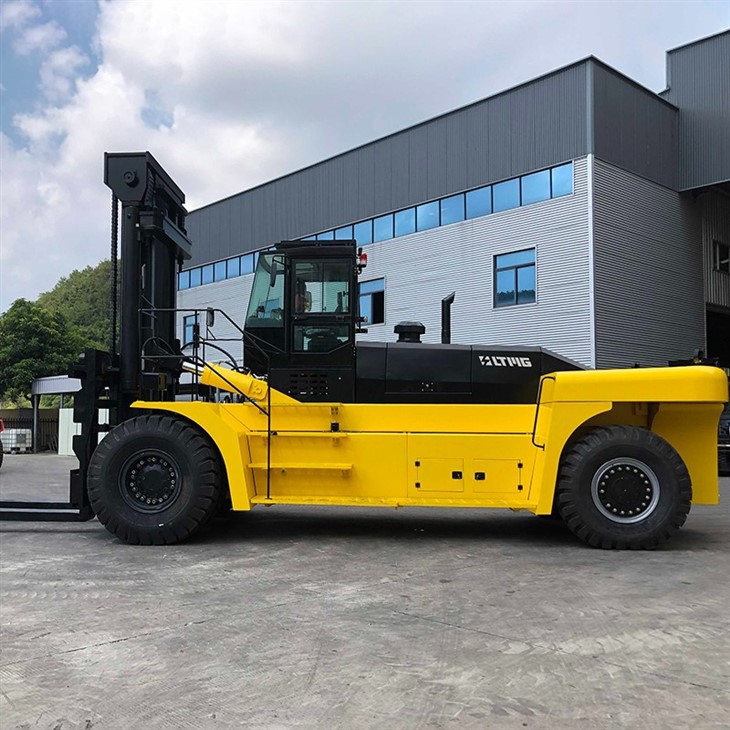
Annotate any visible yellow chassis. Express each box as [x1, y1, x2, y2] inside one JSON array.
[[134, 365, 727, 514]]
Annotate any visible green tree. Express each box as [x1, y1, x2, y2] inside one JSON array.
[[0, 299, 85, 404], [37, 259, 119, 350]]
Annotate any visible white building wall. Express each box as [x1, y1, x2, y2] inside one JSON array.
[[177, 276, 254, 366], [58, 409, 109, 456], [178, 157, 592, 367]]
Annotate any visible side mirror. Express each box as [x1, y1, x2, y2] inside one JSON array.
[[206, 308, 215, 328], [269, 259, 278, 288]]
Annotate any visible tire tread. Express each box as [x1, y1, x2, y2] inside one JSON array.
[[557, 425, 691, 550], [88, 415, 223, 545]]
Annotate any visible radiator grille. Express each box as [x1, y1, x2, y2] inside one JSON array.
[[286, 372, 330, 399]]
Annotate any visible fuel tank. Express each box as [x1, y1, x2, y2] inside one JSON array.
[[356, 341, 584, 404]]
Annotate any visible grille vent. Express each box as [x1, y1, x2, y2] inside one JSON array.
[[286, 372, 330, 398]]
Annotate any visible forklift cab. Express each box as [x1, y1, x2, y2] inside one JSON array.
[[244, 241, 358, 401]]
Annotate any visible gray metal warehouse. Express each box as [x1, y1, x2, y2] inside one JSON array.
[[177, 30, 730, 370]]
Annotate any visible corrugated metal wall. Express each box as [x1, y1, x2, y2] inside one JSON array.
[[592, 64, 678, 190], [700, 191, 730, 309], [186, 63, 589, 266], [592, 159, 705, 368], [181, 158, 593, 367], [176, 277, 252, 366], [660, 31, 730, 190]]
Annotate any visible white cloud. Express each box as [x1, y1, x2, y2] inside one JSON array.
[[39, 46, 88, 102], [0, 0, 40, 32], [13, 19, 66, 55], [1, 0, 728, 312]]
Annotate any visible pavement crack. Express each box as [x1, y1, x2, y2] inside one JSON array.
[[0, 685, 15, 709], [0, 619, 215, 668], [391, 609, 514, 643]]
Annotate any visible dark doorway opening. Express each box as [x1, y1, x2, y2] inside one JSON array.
[[706, 308, 730, 368]]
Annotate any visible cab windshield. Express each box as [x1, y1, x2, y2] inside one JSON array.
[[246, 253, 285, 327]]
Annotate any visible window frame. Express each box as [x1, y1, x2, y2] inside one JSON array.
[[416, 201, 439, 232], [335, 225, 354, 240], [226, 256, 241, 279], [492, 178, 521, 213], [493, 247, 537, 308], [394, 208, 416, 237], [358, 277, 385, 326], [440, 194, 465, 226], [182, 313, 199, 347], [354, 219, 373, 245], [373, 213, 394, 242], [520, 169, 551, 206], [550, 162, 574, 198], [466, 185, 492, 219]]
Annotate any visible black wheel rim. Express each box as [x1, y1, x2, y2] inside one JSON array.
[[119, 449, 182, 513], [591, 457, 660, 524]]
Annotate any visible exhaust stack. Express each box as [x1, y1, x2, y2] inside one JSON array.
[[441, 292, 455, 344]]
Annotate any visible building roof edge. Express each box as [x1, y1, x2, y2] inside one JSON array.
[[190, 54, 678, 216], [666, 28, 729, 54]]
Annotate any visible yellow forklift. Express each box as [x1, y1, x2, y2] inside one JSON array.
[[1, 152, 726, 549]]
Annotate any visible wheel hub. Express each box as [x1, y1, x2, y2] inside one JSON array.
[[120, 450, 181, 513], [591, 457, 660, 524]]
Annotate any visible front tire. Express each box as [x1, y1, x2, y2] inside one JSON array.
[[88, 415, 223, 545], [557, 426, 691, 549]]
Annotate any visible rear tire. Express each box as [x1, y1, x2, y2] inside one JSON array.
[[88, 415, 222, 545], [557, 425, 691, 549]]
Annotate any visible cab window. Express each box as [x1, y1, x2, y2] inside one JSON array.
[[246, 253, 285, 326], [292, 260, 350, 315]]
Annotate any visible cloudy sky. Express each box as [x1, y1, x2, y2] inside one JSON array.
[[0, 0, 728, 312]]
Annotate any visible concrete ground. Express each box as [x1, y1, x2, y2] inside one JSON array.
[[1, 453, 728, 730]]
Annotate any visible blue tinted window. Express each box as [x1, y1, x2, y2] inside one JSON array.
[[416, 201, 439, 231], [440, 194, 465, 225], [201, 264, 214, 284], [496, 249, 535, 269], [360, 278, 384, 295], [495, 269, 516, 307], [521, 170, 551, 205], [373, 214, 393, 242], [494, 248, 536, 308], [359, 277, 385, 325], [354, 220, 373, 245], [552, 163, 573, 197], [517, 265, 536, 304], [395, 208, 415, 237], [227, 257, 240, 278], [317, 231, 334, 240], [189, 268, 201, 288], [183, 314, 198, 346], [493, 178, 520, 212], [178, 270, 190, 290], [466, 186, 491, 219], [302, 235, 316, 241], [360, 294, 372, 325], [335, 225, 353, 240], [214, 261, 226, 281], [241, 254, 255, 275]]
